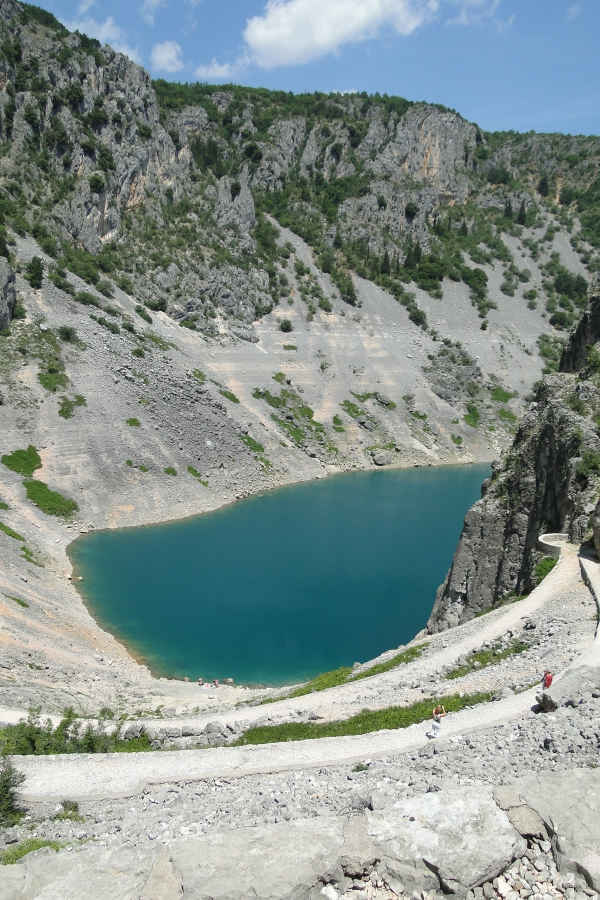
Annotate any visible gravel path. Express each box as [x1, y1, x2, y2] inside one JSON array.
[[10, 537, 599, 806]]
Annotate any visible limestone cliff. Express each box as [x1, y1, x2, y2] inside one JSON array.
[[428, 284, 600, 631]]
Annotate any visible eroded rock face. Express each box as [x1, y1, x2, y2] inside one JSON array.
[[0, 259, 16, 331], [428, 284, 600, 632]]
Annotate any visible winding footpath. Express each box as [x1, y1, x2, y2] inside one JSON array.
[[10, 535, 600, 804]]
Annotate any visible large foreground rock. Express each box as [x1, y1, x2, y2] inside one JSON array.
[[0, 786, 527, 899], [516, 769, 600, 892], [367, 789, 525, 894], [0, 259, 16, 331]]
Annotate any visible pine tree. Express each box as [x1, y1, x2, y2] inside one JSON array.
[[504, 199, 513, 219], [381, 249, 390, 275], [517, 201, 527, 225]]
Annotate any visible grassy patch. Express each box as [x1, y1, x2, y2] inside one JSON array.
[[220, 388, 240, 404], [145, 331, 175, 351], [273, 371, 286, 384], [23, 480, 78, 517], [164, 466, 177, 476], [490, 386, 516, 403], [58, 394, 86, 419], [1, 839, 63, 865], [445, 640, 529, 680], [192, 368, 206, 383], [239, 692, 492, 744], [2, 446, 41, 477], [498, 406, 517, 424], [241, 434, 265, 454], [535, 556, 557, 584], [272, 414, 305, 445], [264, 644, 428, 703], [464, 403, 480, 428], [451, 434, 463, 445], [188, 466, 208, 486], [341, 399, 364, 419], [38, 364, 68, 393], [0, 522, 25, 542], [7, 595, 29, 608], [20, 545, 43, 567], [0, 501, 8, 510], [352, 644, 428, 681], [126, 417, 141, 427], [351, 391, 376, 403], [283, 344, 297, 350]]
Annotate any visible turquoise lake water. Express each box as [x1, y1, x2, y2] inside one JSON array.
[[70, 464, 489, 686]]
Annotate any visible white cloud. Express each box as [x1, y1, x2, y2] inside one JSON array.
[[194, 58, 238, 80], [66, 16, 141, 63], [566, 3, 581, 20], [243, 0, 439, 69], [77, 0, 95, 13], [151, 40, 184, 72], [140, 0, 165, 25], [446, 0, 500, 26]]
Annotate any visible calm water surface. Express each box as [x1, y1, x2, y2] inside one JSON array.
[[71, 464, 489, 685]]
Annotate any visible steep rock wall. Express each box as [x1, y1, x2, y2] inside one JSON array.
[[0, 258, 16, 330], [428, 286, 600, 632]]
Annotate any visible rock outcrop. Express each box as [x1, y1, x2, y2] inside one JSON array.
[[0, 259, 16, 331], [429, 283, 600, 632]]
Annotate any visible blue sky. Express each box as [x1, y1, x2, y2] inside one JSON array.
[[40, 0, 598, 134]]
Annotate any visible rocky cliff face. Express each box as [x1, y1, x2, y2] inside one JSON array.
[[0, 1, 598, 341], [0, 258, 16, 330], [428, 284, 600, 631]]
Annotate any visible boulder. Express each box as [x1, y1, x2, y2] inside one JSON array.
[[367, 788, 525, 894], [516, 769, 600, 891]]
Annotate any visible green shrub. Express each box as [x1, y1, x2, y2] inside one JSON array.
[[490, 386, 515, 403], [464, 403, 480, 428], [57, 325, 77, 343], [283, 344, 297, 350], [23, 480, 78, 517], [576, 450, 600, 479], [2, 446, 41, 476], [0, 709, 151, 756], [535, 556, 557, 584], [164, 466, 177, 476], [75, 290, 101, 308], [0, 758, 24, 826], [220, 389, 240, 404], [279, 319, 293, 332], [135, 305, 152, 323], [25, 256, 43, 289], [58, 395, 86, 419], [126, 417, 141, 426], [88, 174, 104, 193], [132, 347, 145, 358]]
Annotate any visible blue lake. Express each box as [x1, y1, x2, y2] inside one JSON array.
[[70, 464, 489, 686]]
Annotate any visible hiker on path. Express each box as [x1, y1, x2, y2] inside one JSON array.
[[541, 670, 553, 691], [428, 704, 446, 738]]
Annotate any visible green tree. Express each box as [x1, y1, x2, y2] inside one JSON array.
[[517, 201, 527, 225], [538, 174, 549, 197]]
